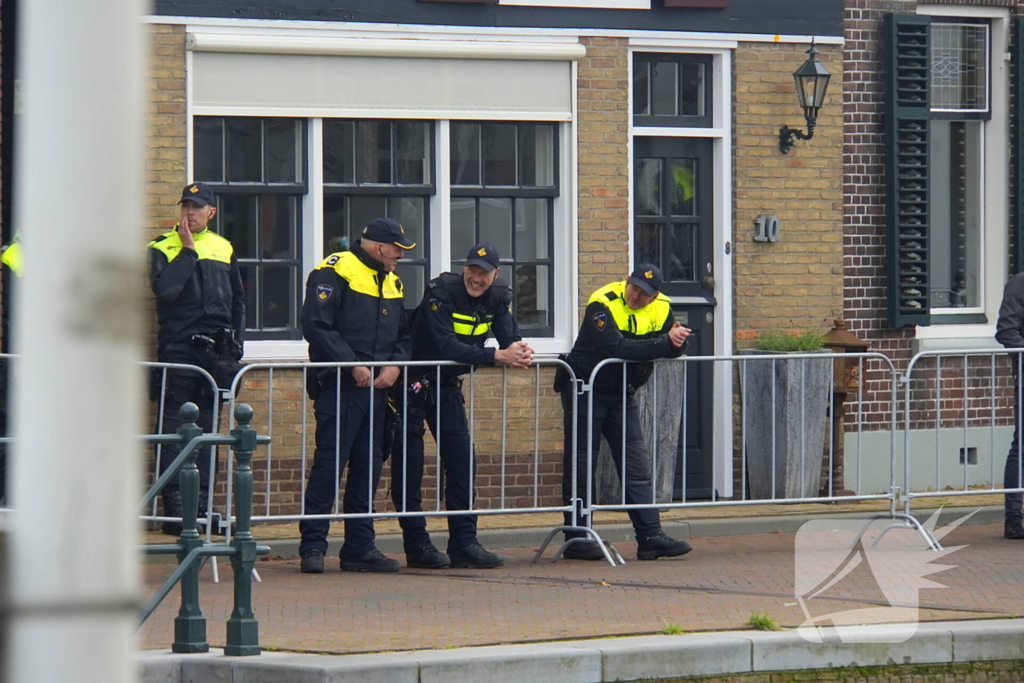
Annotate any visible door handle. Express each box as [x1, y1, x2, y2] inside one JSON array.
[[701, 276, 715, 290]]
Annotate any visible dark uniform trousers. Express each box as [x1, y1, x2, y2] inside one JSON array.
[[561, 386, 660, 538], [391, 385, 477, 552], [156, 344, 217, 492], [1005, 383, 1024, 523], [299, 383, 385, 557]]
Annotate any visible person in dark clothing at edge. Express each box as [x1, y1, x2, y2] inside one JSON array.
[[148, 182, 245, 536], [298, 217, 413, 574], [558, 264, 693, 561], [391, 243, 534, 570], [995, 272, 1024, 539], [0, 235, 22, 504]]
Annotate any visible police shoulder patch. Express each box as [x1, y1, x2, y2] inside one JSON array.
[[429, 297, 440, 312], [592, 311, 608, 330], [316, 284, 334, 302]]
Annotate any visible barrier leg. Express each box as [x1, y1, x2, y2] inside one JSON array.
[[172, 404, 209, 653]]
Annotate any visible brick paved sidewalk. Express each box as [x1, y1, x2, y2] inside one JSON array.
[[138, 520, 1024, 655]]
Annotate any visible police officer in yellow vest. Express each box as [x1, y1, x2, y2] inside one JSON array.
[[298, 217, 413, 574], [148, 182, 245, 535], [560, 264, 693, 561], [391, 243, 534, 570]]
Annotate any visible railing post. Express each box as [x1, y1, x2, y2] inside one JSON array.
[[172, 403, 209, 653], [225, 404, 260, 655]]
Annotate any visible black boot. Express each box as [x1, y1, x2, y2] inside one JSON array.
[[1005, 519, 1024, 540], [161, 488, 183, 536]]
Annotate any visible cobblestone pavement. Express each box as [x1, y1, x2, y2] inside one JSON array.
[[138, 521, 1023, 654]]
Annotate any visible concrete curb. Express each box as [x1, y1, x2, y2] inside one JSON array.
[[137, 618, 1024, 682], [248, 505, 1004, 560]]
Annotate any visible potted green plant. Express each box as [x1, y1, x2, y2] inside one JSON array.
[[741, 330, 831, 500]]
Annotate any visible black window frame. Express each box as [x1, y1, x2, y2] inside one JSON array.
[[192, 116, 309, 341], [632, 53, 714, 128], [450, 121, 559, 338]]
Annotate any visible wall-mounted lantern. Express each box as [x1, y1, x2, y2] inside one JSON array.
[[779, 40, 831, 155]]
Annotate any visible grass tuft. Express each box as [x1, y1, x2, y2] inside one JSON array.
[[746, 612, 781, 631]]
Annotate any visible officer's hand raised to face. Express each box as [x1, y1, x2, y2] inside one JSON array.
[[178, 218, 196, 250], [668, 322, 691, 349]]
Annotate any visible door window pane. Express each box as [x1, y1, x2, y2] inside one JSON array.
[[681, 63, 706, 117], [515, 199, 549, 260], [633, 61, 651, 116], [514, 264, 550, 329], [451, 198, 476, 258], [226, 118, 262, 182], [635, 158, 662, 216], [635, 223, 660, 268], [520, 125, 555, 187], [357, 121, 392, 184], [323, 195, 347, 256], [483, 123, 517, 186], [669, 158, 697, 217], [669, 224, 696, 281], [479, 197, 513, 257], [395, 121, 430, 185], [262, 265, 297, 329], [323, 120, 355, 184], [451, 123, 481, 186], [652, 62, 678, 117], [260, 195, 297, 260], [193, 118, 223, 182], [930, 23, 989, 112]]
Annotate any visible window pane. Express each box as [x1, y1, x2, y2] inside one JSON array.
[[193, 118, 223, 183], [219, 195, 256, 259], [389, 196, 426, 261], [240, 265, 257, 329], [635, 223, 660, 268], [226, 118, 262, 182], [669, 158, 697, 217], [260, 195, 297, 260], [669, 224, 696, 281], [350, 196, 388, 245], [929, 120, 982, 309], [262, 265, 297, 329], [483, 123, 517, 186], [357, 121, 392, 184], [479, 197, 512, 258], [681, 63, 705, 117], [635, 158, 662, 216], [515, 198, 548, 260], [450, 197, 476, 258], [265, 119, 301, 183], [450, 123, 481, 186], [323, 120, 355, 184], [323, 195, 348, 256], [396, 263, 426, 307], [652, 62, 678, 117], [633, 61, 651, 116], [519, 124, 554, 187], [514, 264, 550, 329], [930, 23, 989, 112], [395, 121, 430, 185]]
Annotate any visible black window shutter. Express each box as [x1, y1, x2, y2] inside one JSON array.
[[1016, 18, 1024, 276], [885, 13, 932, 327]]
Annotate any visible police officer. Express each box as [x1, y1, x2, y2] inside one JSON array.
[[148, 182, 245, 535], [996, 271, 1024, 539], [299, 217, 413, 574], [391, 243, 533, 569], [559, 264, 692, 561]]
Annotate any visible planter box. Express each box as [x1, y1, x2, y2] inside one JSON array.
[[740, 349, 831, 500]]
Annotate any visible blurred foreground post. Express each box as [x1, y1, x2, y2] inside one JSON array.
[[6, 1, 149, 682]]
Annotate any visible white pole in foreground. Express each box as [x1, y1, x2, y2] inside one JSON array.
[[7, 0, 149, 681]]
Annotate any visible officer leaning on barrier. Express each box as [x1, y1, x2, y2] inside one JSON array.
[[556, 264, 693, 561], [298, 217, 413, 575], [995, 272, 1024, 540], [148, 182, 245, 535], [391, 243, 534, 570]]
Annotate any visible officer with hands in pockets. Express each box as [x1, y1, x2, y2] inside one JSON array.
[[391, 243, 533, 569], [558, 264, 693, 561]]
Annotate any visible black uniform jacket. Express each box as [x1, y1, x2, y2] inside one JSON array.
[[300, 241, 412, 369], [411, 272, 521, 380], [996, 272, 1024, 379], [568, 280, 686, 393], [148, 226, 245, 350]]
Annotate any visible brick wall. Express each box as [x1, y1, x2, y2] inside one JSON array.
[[577, 37, 632, 314]]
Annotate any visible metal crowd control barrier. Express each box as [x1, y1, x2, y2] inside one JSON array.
[[902, 348, 1023, 522], [221, 358, 583, 545], [139, 401, 271, 655], [551, 351, 942, 564]]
